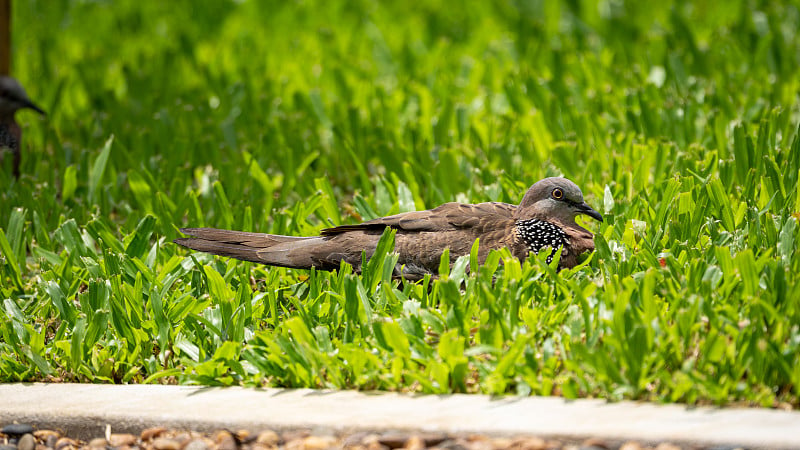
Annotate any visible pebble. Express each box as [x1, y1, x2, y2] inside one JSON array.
[[173, 431, 194, 446], [580, 438, 610, 449], [256, 430, 280, 446], [53, 437, 79, 450], [404, 435, 425, 450], [17, 434, 35, 450], [1, 424, 34, 437], [488, 438, 513, 449], [654, 444, 682, 450], [281, 429, 311, 443], [44, 435, 59, 448], [152, 437, 182, 450], [358, 433, 389, 450], [184, 439, 210, 450], [421, 433, 448, 447], [339, 432, 371, 447], [31, 431, 59, 441], [308, 435, 340, 449], [511, 437, 550, 450], [235, 429, 254, 443], [0, 445, 16, 450], [140, 426, 168, 441], [108, 433, 137, 447], [377, 433, 410, 448], [461, 435, 494, 450], [292, 435, 339, 450], [431, 438, 470, 450], [86, 438, 107, 448], [619, 442, 643, 450], [463, 441, 494, 450], [214, 431, 237, 450]]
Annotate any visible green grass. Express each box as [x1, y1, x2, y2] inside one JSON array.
[[1, 0, 799, 407]]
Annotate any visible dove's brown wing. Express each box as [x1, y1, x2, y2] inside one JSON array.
[[319, 202, 519, 277], [321, 201, 517, 234]]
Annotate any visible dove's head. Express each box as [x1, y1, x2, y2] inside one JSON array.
[[516, 177, 602, 224]]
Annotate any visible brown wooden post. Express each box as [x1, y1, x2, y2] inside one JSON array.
[[0, 0, 10, 75]]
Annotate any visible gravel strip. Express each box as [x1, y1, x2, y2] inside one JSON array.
[[0, 423, 697, 450]]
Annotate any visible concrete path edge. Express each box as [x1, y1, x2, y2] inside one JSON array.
[[1, 383, 799, 449]]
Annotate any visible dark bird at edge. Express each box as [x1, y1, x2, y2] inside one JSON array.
[[0, 76, 46, 178], [174, 177, 603, 279]]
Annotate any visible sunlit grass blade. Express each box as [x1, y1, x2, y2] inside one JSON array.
[[88, 135, 114, 205]]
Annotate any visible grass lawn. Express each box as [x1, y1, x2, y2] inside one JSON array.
[[1, 0, 799, 408]]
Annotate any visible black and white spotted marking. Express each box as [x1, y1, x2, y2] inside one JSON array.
[[515, 219, 568, 264]]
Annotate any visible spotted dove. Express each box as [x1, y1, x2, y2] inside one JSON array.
[[175, 177, 603, 278]]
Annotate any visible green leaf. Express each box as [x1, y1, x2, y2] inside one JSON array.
[[6, 207, 26, 267], [125, 215, 157, 259], [127, 170, 153, 213], [0, 228, 22, 290], [397, 181, 415, 213], [732, 124, 751, 184], [353, 193, 378, 221], [70, 317, 87, 370], [88, 135, 114, 205], [44, 280, 76, 323], [202, 265, 234, 303], [469, 238, 480, 276], [438, 248, 450, 278], [242, 151, 277, 196], [706, 178, 735, 232], [373, 320, 411, 359], [213, 181, 234, 230], [778, 217, 796, 267], [604, 185, 615, 214], [315, 176, 341, 226], [62, 165, 78, 202]]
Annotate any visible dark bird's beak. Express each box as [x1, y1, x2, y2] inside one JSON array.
[[22, 99, 45, 116], [577, 202, 603, 222]]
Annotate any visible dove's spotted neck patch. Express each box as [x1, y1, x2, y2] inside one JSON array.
[[515, 219, 568, 263]]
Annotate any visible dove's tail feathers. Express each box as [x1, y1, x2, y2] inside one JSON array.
[[174, 227, 325, 269]]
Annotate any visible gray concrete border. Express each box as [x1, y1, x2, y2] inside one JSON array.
[[1, 384, 798, 448]]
